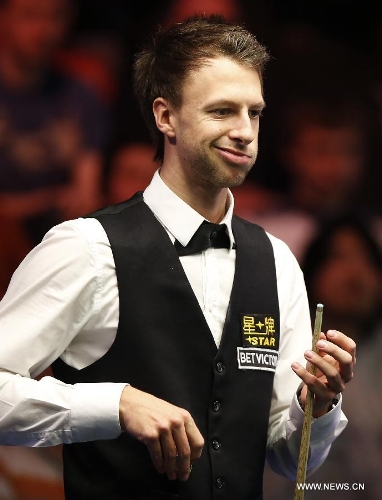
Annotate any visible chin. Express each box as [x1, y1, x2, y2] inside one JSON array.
[[224, 169, 250, 188]]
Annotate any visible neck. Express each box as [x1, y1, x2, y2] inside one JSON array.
[[159, 165, 229, 223]]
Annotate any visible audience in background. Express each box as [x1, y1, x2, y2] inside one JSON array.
[[0, 0, 111, 495], [105, 142, 157, 204], [263, 213, 382, 499], [0, 0, 111, 287], [231, 179, 281, 221], [303, 214, 382, 500], [302, 214, 382, 345], [239, 91, 382, 262]]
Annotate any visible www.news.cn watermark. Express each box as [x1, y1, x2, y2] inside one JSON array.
[[295, 482, 365, 492]]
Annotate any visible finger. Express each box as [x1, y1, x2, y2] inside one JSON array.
[[157, 424, 181, 481], [304, 350, 345, 394], [159, 410, 195, 481], [316, 335, 355, 383], [326, 330, 357, 365], [172, 412, 204, 481], [292, 361, 337, 396], [291, 362, 338, 416], [172, 424, 191, 481], [184, 417, 204, 464], [146, 434, 167, 475]]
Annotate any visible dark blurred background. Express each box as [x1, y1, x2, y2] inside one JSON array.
[[0, 1, 381, 499]]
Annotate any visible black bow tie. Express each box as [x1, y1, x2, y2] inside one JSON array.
[[174, 220, 232, 256]]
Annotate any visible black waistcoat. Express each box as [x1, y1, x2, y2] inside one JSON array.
[[52, 193, 280, 500]]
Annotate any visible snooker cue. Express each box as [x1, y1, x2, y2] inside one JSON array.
[[294, 303, 324, 500]]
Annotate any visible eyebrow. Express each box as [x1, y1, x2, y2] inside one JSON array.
[[204, 99, 266, 110]]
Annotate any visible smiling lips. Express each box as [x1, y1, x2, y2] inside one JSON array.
[[216, 147, 253, 165]]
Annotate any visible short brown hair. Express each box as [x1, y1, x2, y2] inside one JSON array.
[[133, 14, 270, 162]]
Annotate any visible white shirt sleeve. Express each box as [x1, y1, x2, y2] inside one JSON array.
[[0, 219, 124, 446], [265, 235, 348, 479]]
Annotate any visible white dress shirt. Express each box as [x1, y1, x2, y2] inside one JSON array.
[[0, 170, 347, 479]]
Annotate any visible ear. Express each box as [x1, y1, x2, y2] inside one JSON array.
[[153, 98, 176, 138]]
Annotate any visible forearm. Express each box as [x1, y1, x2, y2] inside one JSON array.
[[0, 370, 124, 446], [267, 391, 347, 479], [0, 219, 123, 446]]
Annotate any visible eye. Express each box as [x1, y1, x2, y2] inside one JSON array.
[[249, 109, 263, 119], [212, 108, 231, 117]]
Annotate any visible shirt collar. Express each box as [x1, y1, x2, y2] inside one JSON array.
[[143, 169, 236, 249]]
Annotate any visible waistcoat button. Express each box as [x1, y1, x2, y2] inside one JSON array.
[[212, 439, 221, 450], [215, 477, 225, 489], [212, 400, 221, 412], [216, 361, 225, 373]]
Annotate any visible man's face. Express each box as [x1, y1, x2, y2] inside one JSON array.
[[1, 0, 70, 67], [169, 57, 264, 190]]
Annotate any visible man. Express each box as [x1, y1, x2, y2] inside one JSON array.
[[0, 15, 355, 500]]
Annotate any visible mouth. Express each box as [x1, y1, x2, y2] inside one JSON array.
[[215, 147, 253, 166]]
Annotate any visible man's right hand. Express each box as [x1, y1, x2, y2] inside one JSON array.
[[119, 385, 204, 481]]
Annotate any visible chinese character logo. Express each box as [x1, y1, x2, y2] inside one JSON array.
[[241, 314, 277, 348]]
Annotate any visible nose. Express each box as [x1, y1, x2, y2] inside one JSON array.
[[228, 113, 257, 145]]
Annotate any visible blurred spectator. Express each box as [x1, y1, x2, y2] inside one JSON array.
[[263, 213, 382, 499], [105, 141, 158, 204], [53, 40, 119, 106], [302, 214, 382, 344], [235, 14, 382, 263], [0, 0, 110, 251], [231, 179, 281, 219], [0, 0, 111, 495], [240, 91, 382, 262], [303, 213, 382, 496]]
